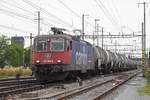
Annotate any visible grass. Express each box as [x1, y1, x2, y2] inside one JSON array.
[[0, 67, 32, 79], [137, 71, 150, 95], [22, 69, 32, 76]]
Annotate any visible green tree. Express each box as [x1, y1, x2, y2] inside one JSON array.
[[24, 48, 31, 67], [5, 44, 24, 67], [0, 35, 31, 68], [0, 35, 10, 68]]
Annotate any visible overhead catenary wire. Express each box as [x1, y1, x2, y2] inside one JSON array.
[[58, 0, 123, 34], [57, 0, 95, 29], [22, 0, 76, 29], [0, 0, 34, 15], [93, 0, 139, 55], [0, 0, 77, 36], [0, 7, 52, 27], [107, 0, 122, 27], [1, 0, 100, 35], [0, 0, 60, 29], [0, 24, 30, 33], [0, 8, 33, 21], [94, 0, 121, 31], [0, 2, 54, 28], [97, 0, 120, 29]]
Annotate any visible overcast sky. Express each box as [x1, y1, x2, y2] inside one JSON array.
[[0, 0, 150, 57]]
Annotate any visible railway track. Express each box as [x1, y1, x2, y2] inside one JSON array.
[[57, 80, 114, 100], [0, 77, 35, 87], [22, 70, 139, 100], [93, 71, 141, 100], [0, 77, 38, 97], [57, 71, 140, 100], [0, 78, 75, 99], [0, 77, 34, 82], [0, 83, 55, 98], [0, 70, 139, 100]]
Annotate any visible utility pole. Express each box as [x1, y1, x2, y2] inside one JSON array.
[[35, 11, 42, 35], [142, 22, 146, 76], [38, 11, 40, 35], [138, 2, 148, 75], [23, 48, 24, 67], [30, 33, 32, 68], [97, 24, 99, 46], [143, 3, 147, 55], [102, 27, 104, 49], [82, 14, 89, 40], [149, 48, 150, 69], [142, 22, 144, 54], [93, 31, 94, 45], [94, 19, 96, 45], [115, 40, 117, 53], [138, 2, 148, 56], [82, 14, 84, 40], [94, 19, 100, 46]]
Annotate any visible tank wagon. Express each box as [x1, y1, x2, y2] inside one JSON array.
[[31, 28, 137, 82]]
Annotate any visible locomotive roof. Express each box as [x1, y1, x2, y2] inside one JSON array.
[[35, 34, 72, 39], [35, 34, 93, 46]]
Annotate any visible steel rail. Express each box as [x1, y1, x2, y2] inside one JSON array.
[[0, 80, 75, 98], [57, 71, 140, 100], [0, 79, 36, 87], [0, 81, 38, 92], [0, 77, 34, 82], [94, 72, 141, 100], [26, 70, 137, 100], [57, 80, 113, 100], [0, 83, 55, 97]]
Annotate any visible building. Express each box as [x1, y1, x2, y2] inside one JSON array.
[[11, 37, 24, 47]]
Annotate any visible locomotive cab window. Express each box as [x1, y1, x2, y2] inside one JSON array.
[[51, 38, 64, 52], [36, 40, 47, 52]]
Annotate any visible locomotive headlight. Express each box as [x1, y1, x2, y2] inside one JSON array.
[[57, 60, 62, 63], [36, 60, 40, 63]]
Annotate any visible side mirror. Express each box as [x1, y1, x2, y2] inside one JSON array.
[[67, 46, 69, 51], [70, 41, 72, 50]]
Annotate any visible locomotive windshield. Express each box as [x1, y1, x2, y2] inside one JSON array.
[[36, 40, 47, 52], [51, 38, 64, 51]]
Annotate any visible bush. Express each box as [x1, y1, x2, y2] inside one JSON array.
[[145, 71, 150, 80], [0, 67, 32, 78]]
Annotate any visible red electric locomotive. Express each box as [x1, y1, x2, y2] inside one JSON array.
[[32, 28, 73, 81]]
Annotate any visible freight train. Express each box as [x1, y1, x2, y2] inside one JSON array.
[[31, 27, 137, 82]]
